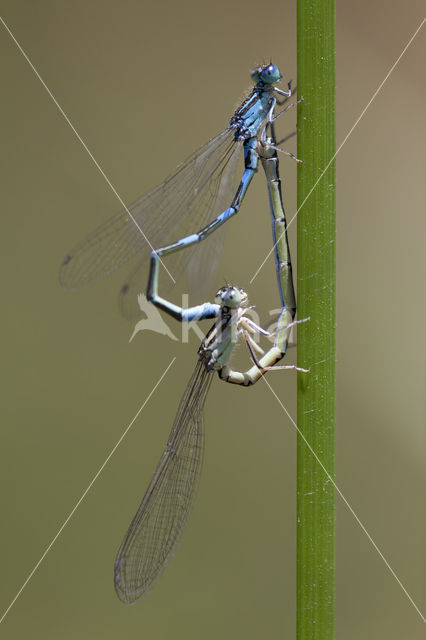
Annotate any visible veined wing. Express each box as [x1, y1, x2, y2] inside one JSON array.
[[118, 222, 228, 319], [60, 129, 242, 292], [114, 361, 212, 603]]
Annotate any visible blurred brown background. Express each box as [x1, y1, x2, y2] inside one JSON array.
[[0, 1, 424, 638]]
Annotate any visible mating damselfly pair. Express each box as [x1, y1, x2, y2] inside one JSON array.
[[60, 63, 306, 603]]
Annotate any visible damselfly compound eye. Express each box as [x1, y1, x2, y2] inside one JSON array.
[[260, 64, 282, 84]]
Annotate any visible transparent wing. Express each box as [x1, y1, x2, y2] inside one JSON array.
[[118, 223, 227, 319], [114, 361, 213, 603], [60, 129, 243, 293]]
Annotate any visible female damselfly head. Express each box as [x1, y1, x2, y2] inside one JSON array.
[[214, 285, 248, 309], [251, 63, 282, 85]]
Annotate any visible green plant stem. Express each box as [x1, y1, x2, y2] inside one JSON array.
[[296, 1, 336, 638]]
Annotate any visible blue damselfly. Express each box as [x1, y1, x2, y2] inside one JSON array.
[[59, 63, 298, 317]]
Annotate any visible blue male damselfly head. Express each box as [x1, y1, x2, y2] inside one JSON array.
[[251, 63, 282, 85]]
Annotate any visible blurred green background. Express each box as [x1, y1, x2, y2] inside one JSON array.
[[0, 1, 424, 638]]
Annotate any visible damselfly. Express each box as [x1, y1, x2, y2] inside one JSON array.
[[114, 138, 307, 604], [59, 63, 299, 317], [114, 283, 307, 604]]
